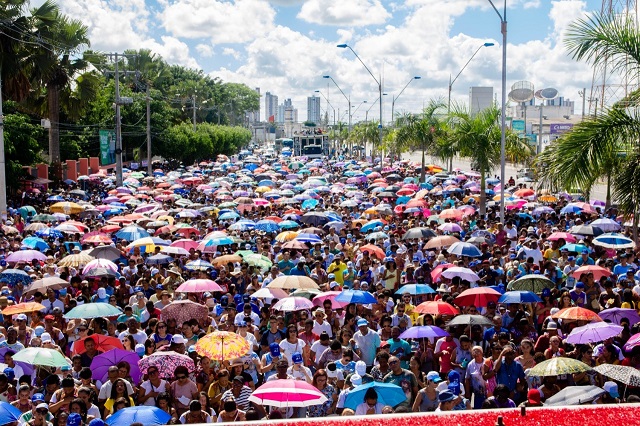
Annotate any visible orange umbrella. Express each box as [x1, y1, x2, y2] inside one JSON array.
[[514, 188, 535, 197], [424, 235, 460, 249], [439, 209, 465, 220], [552, 307, 602, 322], [571, 265, 612, 281], [359, 244, 385, 260], [211, 254, 243, 266], [3, 302, 46, 315], [415, 301, 459, 316], [73, 334, 124, 355]]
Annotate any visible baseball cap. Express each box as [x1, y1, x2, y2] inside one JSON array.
[[355, 361, 366, 376], [527, 388, 541, 405], [40, 333, 52, 343], [32, 393, 45, 402], [350, 374, 362, 386], [171, 335, 187, 345], [3, 368, 14, 380], [88, 420, 106, 426], [438, 390, 455, 402], [546, 321, 558, 330], [232, 375, 244, 383], [447, 370, 460, 395], [357, 318, 368, 327], [292, 352, 303, 364], [34, 325, 45, 337], [67, 413, 82, 426], [269, 342, 281, 358], [575, 282, 585, 289], [604, 381, 619, 398], [16, 314, 27, 321], [36, 403, 48, 411], [427, 371, 442, 383]]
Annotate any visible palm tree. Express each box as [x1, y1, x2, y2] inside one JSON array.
[[395, 100, 447, 182], [349, 121, 379, 158]]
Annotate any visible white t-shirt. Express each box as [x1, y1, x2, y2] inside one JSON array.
[[287, 365, 313, 382], [98, 380, 134, 400], [140, 379, 168, 406], [118, 329, 148, 345], [312, 320, 332, 337], [310, 341, 329, 364], [279, 339, 306, 364]]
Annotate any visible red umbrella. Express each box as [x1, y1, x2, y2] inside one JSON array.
[[552, 307, 603, 322], [454, 287, 501, 307], [73, 334, 124, 355], [571, 265, 612, 281], [415, 301, 460, 316], [359, 244, 385, 260], [431, 263, 455, 282]]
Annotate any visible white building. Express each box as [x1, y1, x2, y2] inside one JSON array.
[[469, 87, 494, 115], [307, 95, 321, 124]]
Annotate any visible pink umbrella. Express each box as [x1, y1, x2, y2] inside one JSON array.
[[438, 223, 463, 233], [170, 239, 199, 251], [312, 291, 349, 309], [548, 232, 577, 243], [6, 250, 47, 264], [82, 259, 118, 275], [272, 297, 314, 312], [176, 279, 223, 293], [248, 379, 328, 407], [254, 198, 271, 206]]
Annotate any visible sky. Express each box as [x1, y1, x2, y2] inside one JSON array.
[[33, 0, 606, 122]]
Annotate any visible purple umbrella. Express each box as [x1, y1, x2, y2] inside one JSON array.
[[399, 326, 449, 340], [565, 322, 623, 345], [6, 250, 47, 264], [599, 308, 640, 326], [90, 349, 142, 384]]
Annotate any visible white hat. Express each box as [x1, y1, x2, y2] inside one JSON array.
[[171, 335, 187, 345], [40, 332, 52, 343], [97, 288, 107, 298], [350, 374, 362, 386]]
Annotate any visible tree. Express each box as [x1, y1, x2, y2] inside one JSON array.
[[349, 121, 379, 158], [395, 100, 448, 182]]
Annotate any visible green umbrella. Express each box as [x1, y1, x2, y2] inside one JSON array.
[[509, 274, 554, 293], [64, 302, 122, 319], [31, 214, 58, 223], [291, 288, 321, 299], [243, 254, 272, 270], [13, 347, 70, 368], [235, 250, 254, 258], [18, 206, 37, 219], [526, 357, 592, 377], [218, 202, 238, 209]]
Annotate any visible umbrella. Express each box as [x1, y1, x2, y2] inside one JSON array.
[[161, 300, 209, 326], [138, 351, 195, 379], [272, 297, 315, 312], [50, 202, 84, 214], [498, 291, 542, 304], [0, 269, 31, 286], [6, 250, 47, 263], [13, 347, 69, 368], [593, 232, 635, 249], [447, 242, 482, 257], [344, 382, 406, 410], [590, 218, 621, 232], [211, 254, 243, 266], [64, 303, 121, 319], [249, 379, 328, 407], [571, 265, 612, 281], [395, 284, 436, 295], [311, 291, 349, 309], [544, 385, 605, 406], [0, 401, 23, 425], [57, 253, 95, 268], [599, 308, 640, 326], [115, 226, 150, 241], [415, 301, 460, 316], [594, 364, 640, 387], [569, 224, 604, 236], [184, 260, 214, 271], [87, 246, 122, 262], [624, 332, 640, 352], [526, 357, 592, 377], [90, 349, 142, 383], [552, 307, 602, 322], [454, 287, 501, 307], [509, 274, 554, 293], [195, 331, 251, 361], [73, 335, 124, 355], [21, 237, 49, 252], [565, 322, 623, 344], [243, 254, 273, 270], [105, 406, 171, 426], [175, 279, 223, 293], [252, 287, 289, 301], [23, 277, 68, 297], [441, 267, 480, 282], [2, 302, 46, 315], [145, 254, 173, 265], [358, 244, 385, 260], [267, 276, 319, 290], [294, 233, 322, 244], [299, 212, 329, 226], [399, 326, 449, 339], [83, 267, 118, 279], [335, 289, 377, 304], [447, 315, 494, 327], [402, 227, 437, 240]]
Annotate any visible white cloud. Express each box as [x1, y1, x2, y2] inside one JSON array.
[[298, 0, 391, 26], [141, 36, 200, 69], [523, 0, 541, 9], [196, 44, 215, 58], [159, 0, 276, 44], [222, 48, 242, 60]]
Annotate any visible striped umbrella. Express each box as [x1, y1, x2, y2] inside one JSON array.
[[249, 379, 328, 408]]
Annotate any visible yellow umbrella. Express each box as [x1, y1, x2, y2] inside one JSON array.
[[156, 215, 175, 226], [539, 195, 558, 203], [126, 237, 164, 252], [493, 193, 512, 201], [50, 202, 84, 215], [464, 195, 479, 203], [267, 276, 320, 290], [275, 231, 299, 243], [255, 186, 271, 193], [364, 208, 380, 215], [195, 331, 251, 361], [57, 253, 95, 268]]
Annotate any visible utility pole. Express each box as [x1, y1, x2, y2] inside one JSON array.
[[146, 84, 152, 175], [192, 93, 197, 131], [0, 73, 7, 220]]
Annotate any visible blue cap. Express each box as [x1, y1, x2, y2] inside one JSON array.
[[242, 294, 250, 302], [581, 249, 589, 254], [133, 286, 143, 292], [32, 393, 45, 402], [438, 389, 455, 402], [269, 342, 281, 358], [66, 413, 82, 426], [567, 256, 575, 261], [60, 366, 71, 372], [292, 352, 303, 364], [188, 345, 197, 353], [3, 368, 14, 380], [155, 284, 164, 290], [357, 318, 368, 327], [447, 370, 460, 395], [413, 256, 419, 262], [541, 288, 551, 297], [575, 282, 585, 289], [233, 294, 242, 304]]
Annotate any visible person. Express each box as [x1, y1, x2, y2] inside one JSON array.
[[170, 366, 199, 416], [353, 318, 381, 368], [103, 378, 134, 415], [486, 384, 516, 408], [308, 369, 338, 417], [138, 366, 169, 406], [354, 388, 385, 415], [155, 392, 177, 422], [220, 376, 252, 412], [387, 327, 412, 369], [435, 390, 456, 412], [520, 388, 543, 407], [216, 396, 246, 422], [465, 345, 487, 409], [288, 352, 313, 383], [493, 345, 525, 394], [179, 400, 212, 424], [279, 324, 306, 365], [412, 371, 441, 412], [25, 403, 53, 426], [383, 356, 418, 409]]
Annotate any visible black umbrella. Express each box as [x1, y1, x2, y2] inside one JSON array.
[[447, 315, 494, 327], [377, 192, 397, 198], [300, 212, 330, 226], [403, 227, 437, 240], [569, 225, 604, 236]]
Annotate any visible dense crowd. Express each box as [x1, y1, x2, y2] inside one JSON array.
[[0, 149, 637, 425]]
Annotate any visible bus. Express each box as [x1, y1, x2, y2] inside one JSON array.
[[274, 138, 293, 153], [293, 135, 328, 159]]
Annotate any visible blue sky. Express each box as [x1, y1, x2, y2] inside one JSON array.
[[46, 0, 606, 121]]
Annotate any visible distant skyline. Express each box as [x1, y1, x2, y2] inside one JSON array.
[[34, 0, 611, 121]]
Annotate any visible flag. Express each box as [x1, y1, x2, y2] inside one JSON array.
[[268, 115, 275, 123]]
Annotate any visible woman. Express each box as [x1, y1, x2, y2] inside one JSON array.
[[573, 345, 596, 385], [104, 378, 134, 414], [381, 259, 398, 291], [105, 397, 129, 420], [121, 335, 136, 352], [144, 338, 156, 356], [596, 344, 621, 366], [170, 366, 199, 416], [279, 325, 306, 365], [354, 388, 384, 415], [535, 289, 556, 332], [307, 369, 337, 417], [138, 366, 169, 406], [207, 370, 230, 413], [156, 392, 177, 421], [409, 356, 427, 388], [195, 356, 216, 394], [198, 391, 215, 417], [216, 396, 246, 422], [558, 291, 573, 310], [412, 371, 440, 412], [370, 352, 391, 382], [68, 398, 91, 424], [150, 321, 172, 349], [334, 348, 356, 375], [179, 400, 212, 424], [515, 338, 536, 370]]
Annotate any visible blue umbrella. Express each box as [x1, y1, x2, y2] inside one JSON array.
[[489, 285, 506, 294], [0, 401, 23, 425], [301, 199, 319, 210], [395, 284, 436, 295], [22, 237, 49, 252], [46, 195, 65, 202], [471, 230, 496, 244], [335, 289, 377, 304], [35, 228, 64, 239], [258, 179, 275, 187], [498, 290, 542, 304], [255, 220, 280, 233], [219, 211, 240, 220], [105, 406, 171, 426], [447, 242, 482, 257], [399, 326, 449, 339], [278, 220, 300, 229], [396, 196, 411, 205], [344, 382, 406, 410], [360, 220, 385, 233], [228, 220, 256, 231], [115, 226, 149, 241], [560, 243, 591, 253], [486, 177, 500, 185], [560, 205, 583, 214], [593, 232, 636, 249], [185, 260, 214, 271], [294, 233, 322, 244]]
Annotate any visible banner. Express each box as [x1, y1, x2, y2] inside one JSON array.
[[512, 119, 525, 135], [550, 123, 574, 134], [99, 130, 116, 165]]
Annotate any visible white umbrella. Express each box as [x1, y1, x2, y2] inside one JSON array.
[[441, 266, 480, 282]]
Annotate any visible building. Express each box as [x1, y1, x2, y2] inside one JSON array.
[[265, 92, 278, 123], [469, 87, 494, 115], [277, 98, 297, 124], [307, 95, 321, 124]]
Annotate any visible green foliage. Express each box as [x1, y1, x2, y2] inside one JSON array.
[[3, 110, 45, 190]]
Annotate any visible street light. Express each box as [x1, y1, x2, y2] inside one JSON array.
[[322, 76, 351, 131], [486, 0, 507, 223], [336, 44, 383, 162], [448, 42, 494, 113], [352, 100, 368, 116], [391, 76, 421, 125], [314, 90, 335, 126]]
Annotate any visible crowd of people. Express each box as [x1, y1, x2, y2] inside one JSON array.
[[0, 149, 637, 425]]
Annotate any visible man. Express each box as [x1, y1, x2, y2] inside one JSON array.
[[260, 316, 286, 353], [327, 254, 347, 286], [261, 266, 283, 288], [493, 345, 525, 394], [387, 326, 412, 369], [277, 251, 294, 275], [599, 280, 621, 309], [382, 356, 419, 409], [576, 249, 595, 266], [563, 256, 579, 288], [465, 346, 487, 409], [118, 318, 147, 345], [79, 337, 100, 368], [42, 289, 64, 314], [390, 303, 412, 328], [310, 332, 331, 370], [353, 318, 381, 368], [569, 282, 587, 307], [97, 366, 134, 405], [220, 376, 253, 411]]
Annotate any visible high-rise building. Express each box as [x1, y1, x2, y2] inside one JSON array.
[[469, 87, 494, 115], [245, 87, 261, 123], [265, 92, 278, 123], [307, 95, 321, 124], [278, 98, 297, 123]]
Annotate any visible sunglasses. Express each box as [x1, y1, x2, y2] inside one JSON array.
[[149, 370, 159, 375], [36, 409, 48, 415]]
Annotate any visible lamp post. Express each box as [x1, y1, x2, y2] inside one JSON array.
[[336, 44, 383, 162], [322, 76, 351, 132], [448, 43, 494, 113], [314, 90, 335, 126], [391, 76, 421, 125], [487, 0, 507, 223]]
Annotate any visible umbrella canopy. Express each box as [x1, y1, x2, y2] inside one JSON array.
[[552, 307, 602, 322], [571, 265, 612, 281], [2, 302, 46, 315], [544, 385, 605, 406], [454, 287, 501, 307], [395, 284, 436, 295], [13, 347, 69, 367], [195, 331, 251, 361], [358, 244, 385, 260], [105, 406, 171, 426], [415, 301, 460, 316], [175, 279, 223, 293], [64, 303, 121, 319], [90, 348, 142, 383], [599, 308, 640, 326], [87, 246, 122, 262], [441, 267, 480, 282], [50, 202, 84, 214], [57, 253, 95, 268], [526, 357, 592, 377], [266, 276, 319, 290], [593, 232, 635, 249], [23, 277, 68, 297], [498, 291, 542, 304], [403, 227, 437, 240], [594, 364, 640, 387], [138, 351, 195, 379], [335, 289, 377, 304], [424, 235, 460, 249], [249, 379, 328, 407], [569, 224, 604, 236], [565, 322, 623, 344], [160, 300, 209, 326], [73, 335, 124, 355], [6, 250, 47, 264], [447, 315, 494, 327], [399, 326, 449, 340], [272, 297, 314, 312], [184, 260, 214, 271], [344, 382, 406, 410], [509, 274, 554, 293], [211, 254, 243, 266], [447, 242, 482, 257], [0, 401, 23, 425], [0, 269, 31, 286]]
